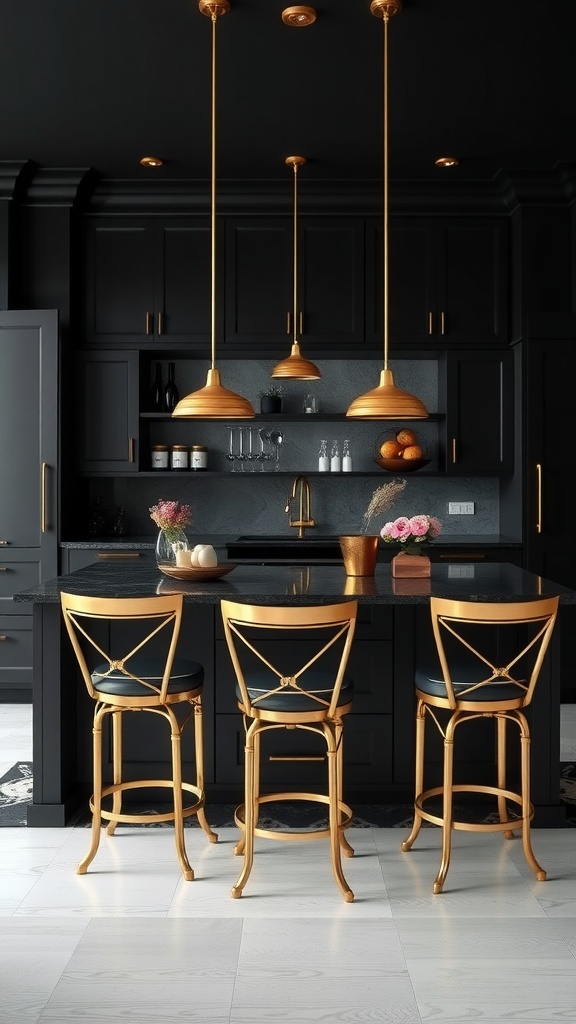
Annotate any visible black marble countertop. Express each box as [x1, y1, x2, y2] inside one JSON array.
[[13, 561, 575, 606], [60, 534, 522, 550]]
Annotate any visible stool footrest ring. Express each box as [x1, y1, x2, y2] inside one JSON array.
[[416, 783, 532, 833], [234, 791, 353, 842], [90, 779, 205, 826]]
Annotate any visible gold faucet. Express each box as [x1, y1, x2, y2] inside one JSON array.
[[284, 475, 315, 539]]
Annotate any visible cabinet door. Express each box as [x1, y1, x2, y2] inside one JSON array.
[[154, 220, 212, 345], [367, 219, 433, 350], [224, 218, 292, 349], [298, 218, 365, 348], [84, 219, 155, 345], [439, 219, 508, 346], [442, 349, 513, 474], [0, 311, 59, 555], [77, 351, 140, 473]]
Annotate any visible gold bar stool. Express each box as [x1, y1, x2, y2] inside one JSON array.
[[61, 592, 218, 879], [401, 596, 559, 893], [221, 599, 358, 901]]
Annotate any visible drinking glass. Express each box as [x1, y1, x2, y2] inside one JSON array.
[[236, 427, 247, 472], [227, 426, 237, 472]]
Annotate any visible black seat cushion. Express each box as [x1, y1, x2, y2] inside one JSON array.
[[416, 656, 524, 702], [236, 669, 353, 713], [92, 656, 204, 698]]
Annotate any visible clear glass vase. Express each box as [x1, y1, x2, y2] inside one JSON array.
[[155, 528, 189, 568]]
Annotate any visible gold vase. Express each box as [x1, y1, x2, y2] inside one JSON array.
[[339, 535, 379, 576]]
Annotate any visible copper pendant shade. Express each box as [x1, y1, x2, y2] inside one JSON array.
[[271, 156, 321, 382], [173, 0, 254, 420], [347, 0, 428, 420]]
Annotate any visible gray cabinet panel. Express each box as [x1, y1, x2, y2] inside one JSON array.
[[77, 350, 140, 472], [0, 615, 33, 690]]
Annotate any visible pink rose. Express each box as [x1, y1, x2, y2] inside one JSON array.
[[380, 521, 395, 540], [409, 515, 429, 537], [390, 516, 411, 540], [428, 516, 442, 539]]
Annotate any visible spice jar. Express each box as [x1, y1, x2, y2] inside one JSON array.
[[151, 444, 169, 470], [190, 445, 208, 471], [170, 444, 188, 471]]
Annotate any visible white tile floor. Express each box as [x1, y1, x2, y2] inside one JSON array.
[[1, 703, 576, 1023]]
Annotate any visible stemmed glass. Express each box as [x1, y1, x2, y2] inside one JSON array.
[[236, 427, 247, 472], [227, 426, 237, 472], [246, 427, 257, 472], [257, 429, 273, 472]]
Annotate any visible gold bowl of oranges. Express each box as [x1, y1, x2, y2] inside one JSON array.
[[373, 429, 430, 473]]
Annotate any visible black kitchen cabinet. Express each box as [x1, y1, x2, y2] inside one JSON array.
[[76, 350, 140, 473], [224, 216, 365, 351], [83, 218, 212, 348], [366, 217, 508, 350], [440, 349, 514, 475], [0, 310, 59, 700]]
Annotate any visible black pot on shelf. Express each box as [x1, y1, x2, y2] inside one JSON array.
[[260, 395, 282, 414]]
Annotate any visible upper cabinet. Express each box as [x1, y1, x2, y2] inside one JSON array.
[[83, 217, 213, 348], [224, 217, 365, 351], [366, 217, 509, 350], [439, 349, 514, 475]]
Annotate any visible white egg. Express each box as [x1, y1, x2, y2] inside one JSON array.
[[197, 544, 218, 568]]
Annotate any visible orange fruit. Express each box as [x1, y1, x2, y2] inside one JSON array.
[[402, 444, 423, 460], [396, 429, 417, 447], [380, 439, 403, 459]]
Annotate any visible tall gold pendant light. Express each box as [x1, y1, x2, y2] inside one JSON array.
[[271, 156, 321, 381], [173, 0, 254, 420], [347, 0, 428, 420]]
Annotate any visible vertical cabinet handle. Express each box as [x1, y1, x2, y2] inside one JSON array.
[[299, 311, 303, 335], [41, 462, 48, 533], [157, 312, 164, 335], [452, 438, 457, 465], [129, 438, 135, 464], [286, 312, 291, 335], [145, 311, 153, 335], [536, 463, 542, 534], [428, 311, 433, 335], [440, 311, 445, 335]]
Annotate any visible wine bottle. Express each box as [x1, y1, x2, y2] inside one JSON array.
[[164, 362, 179, 413], [150, 362, 164, 411]]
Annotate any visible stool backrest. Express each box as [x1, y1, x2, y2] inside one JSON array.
[[60, 592, 184, 703], [220, 600, 358, 718], [429, 596, 559, 709]]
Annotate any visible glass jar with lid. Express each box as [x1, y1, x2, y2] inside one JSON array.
[[170, 445, 188, 471], [190, 445, 208, 471], [151, 444, 169, 470]]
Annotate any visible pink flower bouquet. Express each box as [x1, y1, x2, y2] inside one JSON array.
[[380, 514, 442, 555]]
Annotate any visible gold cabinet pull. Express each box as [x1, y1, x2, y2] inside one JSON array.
[[452, 438, 457, 464], [41, 462, 48, 533], [0, 540, 8, 546], [0, 567, 7, 572], [145, 311, 153, 335], [439, 553, 485, 561], [268, 755, 325, 762], [536, 463, 542, 534], [299, 311, 303, 335], [286, 311, 291, 335], [129, 438, 135, 463], [96, 552, 142, 559], [440, 310, 445, 335], [0, 635, 7, 640], [428, 311, 434, 335], [157, 312, 164, 335]]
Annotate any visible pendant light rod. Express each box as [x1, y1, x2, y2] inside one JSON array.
[[288, 155, 305, 345], [346, 0, 427, 420], [173, 0, 254, 418], [270, 155, 320, 380]]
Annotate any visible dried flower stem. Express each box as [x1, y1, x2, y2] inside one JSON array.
[[362, 478, 407, 533]]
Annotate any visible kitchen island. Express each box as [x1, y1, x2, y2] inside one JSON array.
[[14, 561, 575, 826]]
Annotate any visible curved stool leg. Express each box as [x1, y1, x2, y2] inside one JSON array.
[[497, 715, 515, 840], [433, 719, 456, 894], [518, 715, 546, 881], [231, 723, 257, 897], [168, 709, 194, 881], [106, 709, 122, 837], [77, 705, 105, 875], [401, 701, 426, 853], [192, 701, 218, 844], [327, 735, 354, 902]]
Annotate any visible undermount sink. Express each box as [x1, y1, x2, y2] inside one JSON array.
[[227, 534, 343, 562]]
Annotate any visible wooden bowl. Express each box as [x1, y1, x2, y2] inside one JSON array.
[[158, 563, 236, 581], [373, 457, 430, 473]]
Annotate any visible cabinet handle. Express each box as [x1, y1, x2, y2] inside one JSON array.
[[0, 634, 7, 640], [129, 438, 135, 464], [536, 463, 542, 534], [268, 755, 325, 762], [440, 311, 445, 335], [157, 312, 164, 335], [286, 312, 291, 335], [428, 312, 434, 335], [452, 438, 457, 464], [96, 552, 142, 559], [0, 567, 7, 572], [145, 311, 153, 335], [439, 553, 485, 561], [41, 462, 48, 533], [299, 311, 303, 335], [0, 540, 8, 546]]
